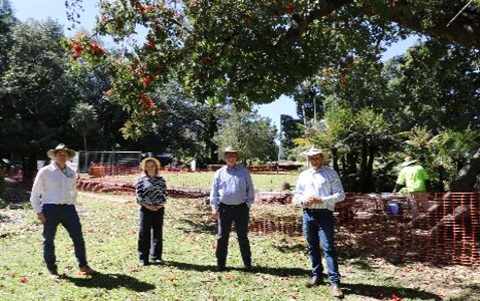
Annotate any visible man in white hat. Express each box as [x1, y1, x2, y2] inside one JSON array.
[[30, 143, 95, 278], [393, 155, 430, 218], [293, 146, 345, 298], [210, 146, 254, 271]]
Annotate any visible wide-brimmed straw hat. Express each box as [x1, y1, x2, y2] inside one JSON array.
[[302, 146, 329, 161], [401, 155, 417, 167], [47, 144, 76, 159], [221, 146, 240, 160], [140, 157, 162, 172]]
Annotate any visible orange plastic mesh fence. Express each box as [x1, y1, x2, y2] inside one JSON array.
[[247, 192, 480, 266]]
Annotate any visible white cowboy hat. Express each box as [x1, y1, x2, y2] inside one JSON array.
[[302, 146, 329, 161], [47, 144, 76, 159], [220, 146, 240, 160], [400, 155, 417, 167]]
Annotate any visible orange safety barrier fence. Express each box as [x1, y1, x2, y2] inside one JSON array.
[[74, 174, 480, 267]]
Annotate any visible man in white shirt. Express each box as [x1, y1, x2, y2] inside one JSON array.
[[293, 146, 345, 298], [30, 144, 95, 278]]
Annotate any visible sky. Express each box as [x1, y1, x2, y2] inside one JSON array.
[[10, 0, 418, 129]]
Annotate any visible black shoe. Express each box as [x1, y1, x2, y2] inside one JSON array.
[[151, 258, 163, 264], [139, 261, 149, 267], [47, 268, 61, 279], [306, 276, 324, 288], [244, 264, 253, 271]]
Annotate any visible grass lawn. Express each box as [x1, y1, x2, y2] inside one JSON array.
[[93, 172, 300, 191], [1, 193, 479, 300]]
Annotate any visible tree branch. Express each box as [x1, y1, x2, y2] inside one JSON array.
[[363, 5, 480, 49], [288, 1, 480, 50]]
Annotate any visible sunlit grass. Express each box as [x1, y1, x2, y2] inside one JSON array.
[[89, 172, 300, 191]]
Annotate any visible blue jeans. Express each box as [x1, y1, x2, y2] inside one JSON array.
[[42, 204, 88, 271], [138, 206, 165, 262], [216, 203, 251, 267], [303, 209, 340, 285]]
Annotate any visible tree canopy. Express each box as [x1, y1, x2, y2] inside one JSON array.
[[60, 0, 480, 191], [67, 0, 480, 138]]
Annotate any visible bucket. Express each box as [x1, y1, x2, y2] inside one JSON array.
[[388, 202, 402, 217]]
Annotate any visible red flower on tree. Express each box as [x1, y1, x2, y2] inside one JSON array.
[[71, 41, 85, 59], [284, 3, 294, 14], [139, 94, 156, 110], [141, 76, 153, 88], [146, 40, 155, 49], [88, 42, 105, 56]]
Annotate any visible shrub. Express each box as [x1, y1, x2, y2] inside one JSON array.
[[281, 181, 291, 191]]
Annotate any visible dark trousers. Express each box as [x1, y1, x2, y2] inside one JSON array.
[[138, 206, 165, 262], [303, 209, 341, 285], [216, 203, 251, 267], [42, 204, 87, 271]]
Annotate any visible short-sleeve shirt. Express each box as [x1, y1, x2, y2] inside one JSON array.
[[396, 164, 429, 192]]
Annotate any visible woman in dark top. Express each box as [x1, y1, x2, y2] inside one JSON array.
[[135, 157, 167, 266]]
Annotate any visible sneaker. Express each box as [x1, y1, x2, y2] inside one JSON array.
[[331, 285, 344, 298], [151, 259, 163, 264], [79, 265, 96, 275]]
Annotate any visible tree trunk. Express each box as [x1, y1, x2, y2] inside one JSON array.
[[22, 152, 37, 184], [82, 133, 88, 152], [290, 1, 480, 50], [436, 165, 446, 192], [358, 141, 368, 192], [205, 110, 218, 163], [450, 148, 480, 192], [331, 147, 339, 172], [365, 145, 375, 192]]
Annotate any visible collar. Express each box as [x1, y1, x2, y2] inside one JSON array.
[[226, 164, 238, 171], [48, 162, 70, 172], [47, 162, 60, 171], [308, 166, 325, 174]]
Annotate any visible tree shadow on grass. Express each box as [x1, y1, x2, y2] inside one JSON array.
[[0, 213, 9, 223], [176, 218, 217, 234], [448, 284, 480, 301], [164, 260, 310, 277], [63, 272, 155, 292], [343, 283, 443, 300], [271, 243, 305, 253]]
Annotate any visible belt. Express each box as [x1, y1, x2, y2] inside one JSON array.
[[303, 208, 329, 213], [219, 202, 246, 207]]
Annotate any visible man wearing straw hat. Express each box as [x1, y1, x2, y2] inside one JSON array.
[[210, 146, 254, 272], [293, 146, 345, 298], [30, 143, 95, 278], [393, 155, 430, 218]]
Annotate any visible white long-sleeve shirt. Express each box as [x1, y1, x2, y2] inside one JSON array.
[[30, 163, 78, 213], [293, 166, 345, 211]]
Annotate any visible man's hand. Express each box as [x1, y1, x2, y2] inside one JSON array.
[[36, 213, 46, 223], [304, 196, 322, 205], [145, 204, 158, 211], [211, 208, 218, 217]]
